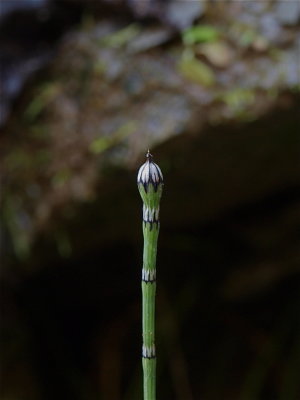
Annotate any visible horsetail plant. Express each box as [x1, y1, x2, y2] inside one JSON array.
[[137, 150, 163, 400]]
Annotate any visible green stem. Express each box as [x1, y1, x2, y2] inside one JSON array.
[[138, 151, 163, 400]]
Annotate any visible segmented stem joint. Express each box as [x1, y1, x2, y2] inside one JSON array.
[[142, 268, 156, 283], [142, 344, 156, 359], [143, 205, 160, 224]]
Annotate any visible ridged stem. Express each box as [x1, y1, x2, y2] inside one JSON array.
[[137, 151, 163, 400]]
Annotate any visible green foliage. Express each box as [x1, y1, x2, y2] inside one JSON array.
[[102, 24, 140, 48], [89, 121, 136, 154], [51, 168, 71, 187], [2, 197, 31, 259], [89, 137, 112, 154], [5, 149, 32, 170], [239, 29, 257, 47], [24, 83, 60, 121], [220, 88, 256, 119], [183, 25, 219, 45], [178, 52, 215, 87]]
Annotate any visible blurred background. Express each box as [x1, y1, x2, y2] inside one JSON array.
[[1, 1, 300, 399]]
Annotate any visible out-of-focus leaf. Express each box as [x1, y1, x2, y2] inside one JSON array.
[[183, 25, 219, 45], [51, 168, 71, 187], [178, 55, 215, 87], [89, 137, 112, 154], [102, 24, 141, 48], [24, 83, 60, 121], [89, 121, 136, 154]]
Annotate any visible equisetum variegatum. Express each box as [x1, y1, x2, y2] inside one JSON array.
[[137, 150, 163, 400]]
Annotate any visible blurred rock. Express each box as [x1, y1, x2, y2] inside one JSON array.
[[1, 0, 299, 128], [275, 0, 300, 26], [127, 26, 173, 53], [196, 41, 234, 68], [0, 0, 48, 19], [0, 0, 82, 127], [164, 0, 204, 30], [103, 0, 204, 28], [1, 0, 300, 260]]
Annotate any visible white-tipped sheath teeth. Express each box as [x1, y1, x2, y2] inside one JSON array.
[[143, 205, 159, 223], [142, 268, 156, 282], [142, 344, 156, 358], [137, 158, 163, 188]]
